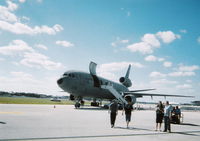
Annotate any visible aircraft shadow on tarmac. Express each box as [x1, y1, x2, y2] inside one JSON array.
[[0, 121, 6, 124], [2, 130, 200, 141]]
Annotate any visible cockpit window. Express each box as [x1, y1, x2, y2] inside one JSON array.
[[69, 73, 75, 78], [63, 73, 75, 78], [63, 73, 68, 76]]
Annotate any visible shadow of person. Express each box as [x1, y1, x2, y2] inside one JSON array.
[[114, 126, 152, 131], [179, 123, 200, 127], [0, 121, 6, 124]]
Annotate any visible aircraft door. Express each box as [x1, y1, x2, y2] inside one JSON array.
[[89, 61, 100, 87]]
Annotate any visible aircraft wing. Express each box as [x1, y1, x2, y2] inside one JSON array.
[[129, 89, 156, 92], [123, 92, 194, 98]]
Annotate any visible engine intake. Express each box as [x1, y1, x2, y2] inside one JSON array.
[[119, 77, 132, 87], [124, 95, 136, 105]]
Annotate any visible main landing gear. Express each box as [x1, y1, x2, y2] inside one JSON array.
[[90, 99, 102, 107], [74, 97, 84, 108]]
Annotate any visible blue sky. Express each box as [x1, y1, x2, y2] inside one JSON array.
[[0, 0, 200, 103]]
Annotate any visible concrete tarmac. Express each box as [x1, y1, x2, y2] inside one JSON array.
[[0, 104, 200, 141]]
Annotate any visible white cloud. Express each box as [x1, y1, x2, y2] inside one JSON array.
[[11, 71, 33, 80], [145, 55, 157, 62], [163, 61, 172, 67], [0, 4, 18, 22], [180, 29, 187, 33], [53, 24, 63, 32], [19, 0, 26, 3], [0, 40, 64, 70], [111, 38, 129, 47], [0, 21, 63, 35], [121, 40, 129, 43], [156, 31, 181, 43], [56, 40, 74, 47], [0, 2, 63, 35], [127, 31, 180, 54], [111, 42, 116, 47], [21, 16, 30, 22], [20, 52, 64, 70], [158, 58, 165, 62], [37, 0, 43, 3], [145, 55, 165, 62], [179, 65, 199, 72], [7, 1, 18, 11], [0, 58, 5, 61], [151, 79, 178, 85], [149, 71, 166, 78], [98, 61, 144, 72], [168, 71, 195, 77], [141, 33, 160, 47], [98, 62, 143, 82], [127, 42, 153, 54], [198, 37, 200, 44], [35, 44, 48, 50], [186, 80, 192, 83], [176, 84, 192, 89], [167, 64, 199, 77], [0, 40, 33, 55]]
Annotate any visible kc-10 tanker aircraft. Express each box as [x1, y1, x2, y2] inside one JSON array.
[[57, 62, 193, 108]]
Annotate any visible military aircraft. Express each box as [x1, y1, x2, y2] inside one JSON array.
[[57, 62, 193, 108]]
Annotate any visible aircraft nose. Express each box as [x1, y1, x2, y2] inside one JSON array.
[[57, 78, 63, 85]]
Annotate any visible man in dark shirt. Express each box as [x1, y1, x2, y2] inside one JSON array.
[[123, 101, 133, 128], [109, 100, 119, 128]]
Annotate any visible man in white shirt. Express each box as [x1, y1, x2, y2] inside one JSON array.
[[163, 101, 172, 132]]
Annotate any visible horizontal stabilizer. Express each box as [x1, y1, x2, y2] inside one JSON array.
[[124, 92, 194, 98]]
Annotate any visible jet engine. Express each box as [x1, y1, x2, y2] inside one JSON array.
[[119, 77, 132, 87], [124, 95, 136, 105]]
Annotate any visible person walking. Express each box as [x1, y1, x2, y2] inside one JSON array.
[[163, 101, 172, 133], [109, 100, 119, 128], [155, 101, 164, 131], [123, 101, 133, 128]]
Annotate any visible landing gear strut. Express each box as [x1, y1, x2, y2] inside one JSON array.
[[91, 99, 100, 107], [75, 102, 81, 108], [74, 97, 84, 109]]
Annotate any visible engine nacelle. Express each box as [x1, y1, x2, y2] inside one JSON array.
[[119, 77, 132, 87], [124, 95, 136, 105]]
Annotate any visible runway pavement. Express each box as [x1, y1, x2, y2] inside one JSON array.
[[0, 104, 200, 141]]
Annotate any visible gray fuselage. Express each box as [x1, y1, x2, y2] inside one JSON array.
[[57, 70, 128, 100]]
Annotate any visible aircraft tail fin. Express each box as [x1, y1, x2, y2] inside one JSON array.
[[119, 64, 132, 87], [125, 64, 131, 78]]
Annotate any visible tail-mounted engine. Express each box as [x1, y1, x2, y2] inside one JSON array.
[[124, 95, 136, 105], [119, 77, 132, 87]]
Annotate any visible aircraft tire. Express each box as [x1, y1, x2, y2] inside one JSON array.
[[75, 102, 81, 108]]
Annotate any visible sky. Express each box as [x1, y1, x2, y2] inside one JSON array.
[[0, 0, 200, 103]]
